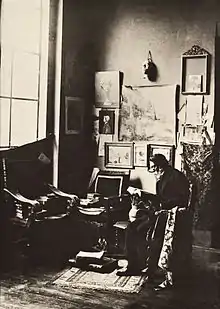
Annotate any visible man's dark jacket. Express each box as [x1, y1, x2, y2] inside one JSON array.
[[156, 166, 189, 210]]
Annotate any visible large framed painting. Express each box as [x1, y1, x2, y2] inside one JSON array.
[[119, 84, 177, 145], [105, 142, 134, 169], [65, 96, 84, 134]]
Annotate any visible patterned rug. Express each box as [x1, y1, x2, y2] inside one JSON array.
[[51, 267, 147, 294]]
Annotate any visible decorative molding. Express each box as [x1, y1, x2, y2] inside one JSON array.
[[183, 45, 210, 56]]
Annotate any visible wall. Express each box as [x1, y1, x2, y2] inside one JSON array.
[[61, 0, 220, 196]]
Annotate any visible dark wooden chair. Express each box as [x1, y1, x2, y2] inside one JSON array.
[[3, 185, 79, 269], [77, 169, 131, 253], [0, 136, 80, 270]]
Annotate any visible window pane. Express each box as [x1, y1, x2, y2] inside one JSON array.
[[11, 99, 38, 146], [1, 0, 41, 52], [0, 48, 12, 96], [0, 98, 10, 146], [12, 52, 39, 99]]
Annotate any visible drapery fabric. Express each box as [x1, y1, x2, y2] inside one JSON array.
[[158, 207, 178, 271], [182, 142, 215, 229]]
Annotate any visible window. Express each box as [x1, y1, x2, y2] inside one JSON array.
[[0, 0, 50, 148]]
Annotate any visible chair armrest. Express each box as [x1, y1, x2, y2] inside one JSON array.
[[155, 206, 188, 216], [103, 193, 129, 202], [47, 183, 79, 201], [4, 188, 39, 207], [177, 207, 187, 213]]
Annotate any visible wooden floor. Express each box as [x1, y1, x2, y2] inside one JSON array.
[[1, 247, 220, 309]]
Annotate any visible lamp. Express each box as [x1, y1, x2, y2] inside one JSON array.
[[143, 50, 158, 82]]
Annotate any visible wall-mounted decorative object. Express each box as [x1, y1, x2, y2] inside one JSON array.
[[186, 96, 203, 125], [99, 109, 115, 135], [119, 85, 177, 145], [95, 71, 121, 108], [147, 144, 175, 169], [181, 45, 211, 95], [98, 135, 113, 156], [142, 51, 158, 82], [134, 143, 148, 167], [105, 142, 134, 169], [65, 96, 84, 134], [181, 124, 204, 144]]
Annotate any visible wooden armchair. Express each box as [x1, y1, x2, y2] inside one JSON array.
[[77, 169, 131, 252], [3, 184, 80, 268]]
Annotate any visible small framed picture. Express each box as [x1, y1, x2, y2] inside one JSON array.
[[65, 97, 84, 134], [105, 142, 134, 169], [99, 110, 115, 134], [181, 124, 204, 144], [187, 74, 203, 93], [147, 144, 175, 169], [95, 71, 121, 108], [134, 143, 148, 167]]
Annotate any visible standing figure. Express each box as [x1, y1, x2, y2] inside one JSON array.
[[117, 154, 191, 291]]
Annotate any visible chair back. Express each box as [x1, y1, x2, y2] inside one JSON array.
[[90, 170, 130, 197]]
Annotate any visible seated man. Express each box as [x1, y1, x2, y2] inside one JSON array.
[[117, 154, 190, 289]]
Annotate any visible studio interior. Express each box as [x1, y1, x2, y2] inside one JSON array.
[[1, 0, 220, 308]]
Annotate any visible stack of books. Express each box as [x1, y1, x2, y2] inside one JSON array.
[[69, 250, 117, 273]]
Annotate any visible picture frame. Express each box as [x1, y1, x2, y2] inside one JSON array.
[[65, 96, 84, 134], [147, 144, 175, 169], [105, 142, 134, 169], [187, 74, 203, 93], [134, 143, 148, 167], [95, 71, 121, 108], [181, 124, 204, 144], [181, 45, 211, 95], [99, 109, 115, 135]]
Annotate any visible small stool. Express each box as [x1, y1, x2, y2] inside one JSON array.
[[113, 221, 129, 256]]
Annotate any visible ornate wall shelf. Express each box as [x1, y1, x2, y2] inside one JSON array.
[[181, 45, 211, 95]]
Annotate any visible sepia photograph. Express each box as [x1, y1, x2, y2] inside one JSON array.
[[0, 0, 219, 308], [99, 109, 115, 134], [105, 142, 134, 168], [133, 143, 148, 167]]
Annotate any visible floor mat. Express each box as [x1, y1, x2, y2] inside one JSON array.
[[51, 267, 147, 294]]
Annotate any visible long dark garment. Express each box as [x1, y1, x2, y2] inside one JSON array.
[[125, 213, 158, 271], [148, 206, 193, 282], [124, 166, 191, 278]]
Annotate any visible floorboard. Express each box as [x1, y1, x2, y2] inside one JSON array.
[[1, 247, 220, 309]]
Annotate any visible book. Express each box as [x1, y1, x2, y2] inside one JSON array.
[[76, 250, 104, 260], [113, 221, 129, 229], [69, 256, 118, 273]]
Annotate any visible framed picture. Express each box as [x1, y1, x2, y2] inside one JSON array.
[[105, 142, 134, 169], [181, 124, 204, 144], [187, 74, 203, 93], [147, 144, 175, 169], [99, 109, 115, 135], [181, 45, 211, 95], [95, 71, 121, 108], [65, 97, 84, 134], [134, 143, 148, 167]]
